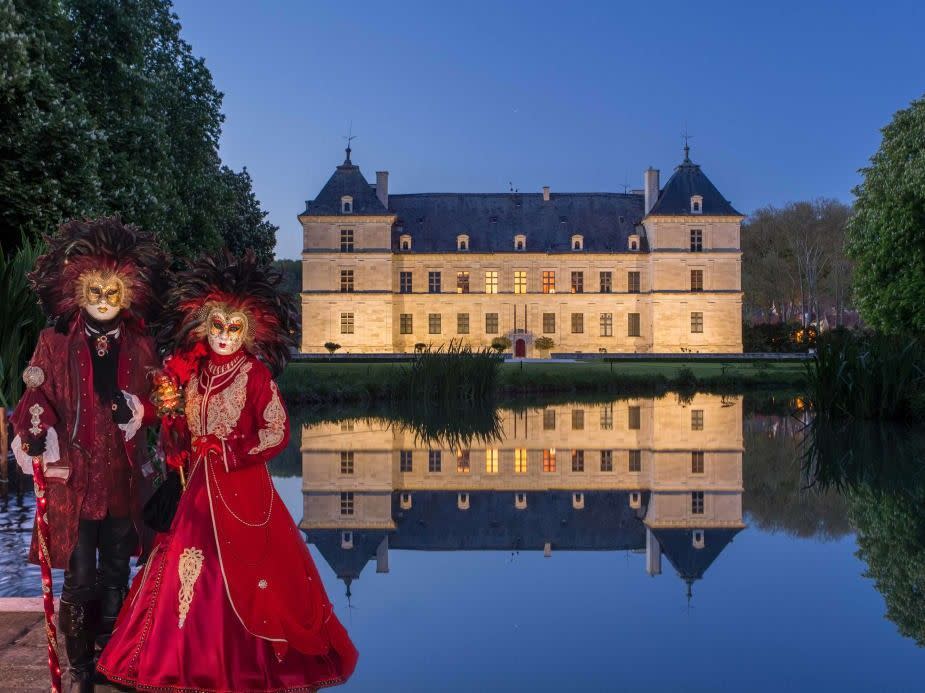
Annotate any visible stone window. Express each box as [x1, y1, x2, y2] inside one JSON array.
[[515, 492, 527, 510], [543, 449, 556, 472], [340, 492, 354, 516], [627, 271, 641, 293], [571, 450, 584, 472], [340, 229, 354, 253], [572, 492, 585, 509], [628, 312, 641, 337], [428, 313, 441, 334], [628, 234, 640, 251], [340, 451, 354, 475], [691, 491, 705, 515], [400, 271, 413, 293], [400, 450, 413, 472], [341, 196, 353, 214], [571, 271, 584, 293], [691, 409, 704, 430], [571, 312, 583, 334], [600, 450, 613, 472], [485, 313, 499, 334], [572, 409, 584, 430], [399, 234, 412, 251], [693, 530, 705, 549], [399, 313, 413, 334], [485, 449, 499, 474], [691, 195, 703, 214], [458, 493, 470, 510], [600, 271, 612, 293], [340, 269, 354, 293], [457, 450, 470, 474], [691, 311, 704, 333], [514, 234, 526, 250], [542, 312, 556, 334], [542, 271, 556, 294], [692, 451, 705, 474], [456, 271, 470, 294], [543, 409, 556, 430], [691, 269, 704, 292], [457, 234, 469, 251], [514, 270, 527, 294], [428, 450, 442, 473], [514, 448, 527, 474], [600, 313, 613, 337], [690, 229, 703, 252], [600, 404, 613, 430], [457, 313, 470, 334], [629, 492, 642, 509], [628, 406, 641, 430], [400, 492, 412, 509], [628, 449, 641, 472], [340, 312, 354, 334], [571, 234, 584, 251], [341, 531, 353, 549], [428, 271, 441, 293], [485, 271, 498, 294]]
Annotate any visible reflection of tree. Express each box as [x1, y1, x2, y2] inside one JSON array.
[[743, 415, 851, 539], [805, 420, 925, 646]]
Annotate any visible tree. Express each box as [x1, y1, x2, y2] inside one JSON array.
[[534, 336, 554, 352], [216, 166, 278, 263], [847, 94, 925, 334], [490, 337, 511, 353], [324, 342, 341, 355]]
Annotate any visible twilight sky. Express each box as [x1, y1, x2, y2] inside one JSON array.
[[171, 0, 925, 259]]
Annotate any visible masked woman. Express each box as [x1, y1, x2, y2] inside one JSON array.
[[97, 251, 358, 692]]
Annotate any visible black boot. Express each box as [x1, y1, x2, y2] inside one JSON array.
[[58, 598, 99, 693]]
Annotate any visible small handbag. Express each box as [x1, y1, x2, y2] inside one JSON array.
[[143, 470, 182, 532]]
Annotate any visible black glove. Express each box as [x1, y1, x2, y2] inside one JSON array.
[[24, 432, 46, 456], [112, 391, 134, 425]]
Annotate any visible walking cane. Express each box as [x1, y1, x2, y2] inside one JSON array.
[[31, 456, 62, 693]]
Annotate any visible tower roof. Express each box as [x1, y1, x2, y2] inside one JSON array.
[[302, 150, 389, 216], [651, 527, 742, 583], [647, 155, 742, 217]]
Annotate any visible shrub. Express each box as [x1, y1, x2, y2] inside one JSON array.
[[534, 336, 555, 351], [323, 342, 341, 355], [490, 337, 512, 353]]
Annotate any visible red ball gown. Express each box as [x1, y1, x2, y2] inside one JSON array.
[[97, 352, 358, 692]]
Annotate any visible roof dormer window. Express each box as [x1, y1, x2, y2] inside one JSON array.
[[457, 234, 469, 251], [693, 529, 705, 549], [628, 234, 640, 252], [514, 234, 526, 251], [399, 234, 412, 251], [571, 234, 584, 251], [341, 195, 353, 214], [691, 195, 703, 214]]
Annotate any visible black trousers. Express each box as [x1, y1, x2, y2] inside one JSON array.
[[62, 515, 137, 603]]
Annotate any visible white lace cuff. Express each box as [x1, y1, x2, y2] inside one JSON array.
[[11, 427, 61, 475], [118, 390, 144, 442]]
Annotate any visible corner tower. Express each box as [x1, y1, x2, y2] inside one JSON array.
[[299, 148, 397, 353]]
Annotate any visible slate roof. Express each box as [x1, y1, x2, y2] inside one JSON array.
[[651, 527, 742, 582], [301, 157, 388, 216], [646, 157, 742, 217]]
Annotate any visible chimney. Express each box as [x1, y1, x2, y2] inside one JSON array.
[[376, 171, 389, 208], [542, 185, 551, 202], [376, 536, 389, 573], [644, 167, 660, 215]]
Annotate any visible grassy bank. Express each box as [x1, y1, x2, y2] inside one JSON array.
[[278, 359, 806, 404]]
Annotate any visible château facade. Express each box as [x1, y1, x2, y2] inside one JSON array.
[[300, 146, 743, 355]]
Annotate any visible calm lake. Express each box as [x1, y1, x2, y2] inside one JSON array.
[[2, 392, 923, 692]]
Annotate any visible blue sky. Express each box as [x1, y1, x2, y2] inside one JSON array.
[[171, 0, 925, 259]]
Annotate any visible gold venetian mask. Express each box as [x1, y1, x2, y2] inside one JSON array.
[[207, 308, 248, 356], [78, 270, 129, 322]]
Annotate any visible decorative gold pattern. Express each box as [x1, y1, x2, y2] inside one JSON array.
[[248, 381, 286, 454], [22, 366, 45, 389], [177, 547, 204, 629], [28, 403, 44, 436], [185, 362, 252, 439]]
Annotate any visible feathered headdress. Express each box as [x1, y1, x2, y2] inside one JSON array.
[[158, 250, 298, 377], [29, 217, 168, 331]]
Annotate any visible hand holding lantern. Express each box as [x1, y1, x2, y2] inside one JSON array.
[[151, 371, 183, 417]]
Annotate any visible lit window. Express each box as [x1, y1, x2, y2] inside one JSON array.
[[340, 492, 354, 515], [571, 313, 583, 334], [543, 449, 556, 472], [627, 271, 641, 293], [341, 196, 353, 214], [485, 271, 498, 294], [514, 270, 527, 294], [628, 449, 641, 472], [399, 313, 413, 334], [542, 271, 556, 294], [457, 450, 471, 473], [571, 271, 584, 293], [571, 450, 584, 472], [428, 450, 442, 473], [456, 272, 470, 294], [600, 313, 613, 337], [457, 313, 470, 334], [485, 449, 499, 474], [692, 451, 705, 474], [399, 271, 412, 293], [690, 229, 703, 252], [691, 269, 704, 292], [600, 271, 612, 293], [600, 450, 613, 472], [485, 313, 499, 334], [340, 269, 354, 293], [428, 271, 441, 293], [400, 450, 413, 472], [428, 313, 441, 334], [340, 229, 354, 252], [340, 312, 354, 334], [691, 312, 704, 333], [571, 409, 584, 430], [691, 491, 705, 515], [628, 406, 641, 430], [543, 313, 556, 334], [628, 313, 641, 337], [691, 409, 704, 430], [543, 409, 556, 430], [340, 451, 354, 475], [514, 449, 527, 474], [457, 234, 469, 251]]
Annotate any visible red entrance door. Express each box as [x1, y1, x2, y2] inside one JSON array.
[[515, 339, 526, 357]]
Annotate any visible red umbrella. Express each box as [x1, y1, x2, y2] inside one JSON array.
[[32, 457, 61, 693]]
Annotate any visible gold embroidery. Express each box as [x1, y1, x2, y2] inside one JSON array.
[[248, 381, 286, 454], [177, 547, 204, 629], [28, 403, 44, 436], [22, 366, 45, 389], [206, 362, 251, 439], [185, 374, 202, 436]]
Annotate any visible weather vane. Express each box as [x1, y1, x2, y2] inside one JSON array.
[[343, 122, 357, 163], [682, 127, 693, 162]]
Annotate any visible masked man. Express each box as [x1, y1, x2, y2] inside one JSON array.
[[10, 218, 167, 692]]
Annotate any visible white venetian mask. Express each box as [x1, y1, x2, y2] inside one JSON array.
[[206, 308, 248, 356]]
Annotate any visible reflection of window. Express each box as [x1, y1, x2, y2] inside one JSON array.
[[543, 449, 556, 472], [485, 313, 499, 334], [600, 313, 613, 337], [542, 271, 556, 294], [628, 312, 641, 337], [340, 492, 354, 515], [514, 448, 527, 474], [571, 313, 583, 334], [456, 271, 470, 294], [600, 405, 613, 430], [457, 450, 470, 473], [340, 451, 354, 475], [340, 229, 354, 252], [691, 269, 704, 292], [571, 409, 584, 430], [571, 271, 584, 293], [485, 271, 498, 294], [515, 492, 527, 509], [340, 312, 354, 334], [400, 314, 413, 334], [628, 449, 641, 472], [400, 271, 413, 293], [428, 450, 441, 473], [571, 450, 584, 472], [600, 450, 613, 472], [543, 409, 556, 430], [628, 406, 641, 430], [485, 449, 499, 474], [457, 313, 470, 334], [400, 450, 413, 472], [692, 451, 705, 474], [514, 270, 527, 294], [691, 312, 704, 333], [600, 271, 612, 293], [428, 313, 441, 334], [627, 271, 641, 293], [691, 491, 705, 515], [691, 409, 704, 430], [428, 271, 441, 293], [543, 313, 556, 334], [341, 420, 354, 432], [340, 269, 354, 293]]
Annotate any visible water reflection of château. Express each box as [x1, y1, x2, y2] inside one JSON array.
[[300, 394, 745, 600]]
